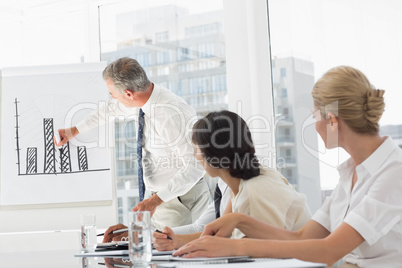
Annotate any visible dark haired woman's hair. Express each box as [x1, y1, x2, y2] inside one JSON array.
[[192, 110, 260, 180]]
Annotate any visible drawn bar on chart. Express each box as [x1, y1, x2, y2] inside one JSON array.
[[60, 142, 72, 173], [26, 147, 37, 174], [43, 118, 56, 173], [14, 98, 21, 175], [77, 146, 88, 171]]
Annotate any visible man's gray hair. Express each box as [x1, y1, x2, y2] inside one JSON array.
[[102, 57, 151, 93]]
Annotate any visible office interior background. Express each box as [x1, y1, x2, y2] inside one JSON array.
[[0, 0, 401, 230]]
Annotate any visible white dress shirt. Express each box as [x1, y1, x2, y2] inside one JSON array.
[[312, 137, 402, 267], [76, 84, 205, 202], [172, 179, 230, 234], [231, 167, 311, 239]]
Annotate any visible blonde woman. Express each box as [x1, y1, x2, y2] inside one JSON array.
[[174, 66, 402, 267]]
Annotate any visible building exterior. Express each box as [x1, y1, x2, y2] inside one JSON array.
[[271, 57, 322, 212]]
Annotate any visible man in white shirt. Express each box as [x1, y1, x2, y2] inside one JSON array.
[[173, 179, 230, 235], [56, 57, 210, 229]]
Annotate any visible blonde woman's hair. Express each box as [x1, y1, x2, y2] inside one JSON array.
[[312, 66, 385, 134]]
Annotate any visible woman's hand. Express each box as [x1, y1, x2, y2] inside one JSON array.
[[201, 213, 242, 238], [173, 236, 241, 258], [152, 226, 176, 251]]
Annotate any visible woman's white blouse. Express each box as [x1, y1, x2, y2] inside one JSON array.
[[312, 137, 402, 267], [231, 167, 312, 239]]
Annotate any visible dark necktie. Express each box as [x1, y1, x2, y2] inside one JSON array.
[[214, 183, 222, 219], [137, 108, 145, 201]]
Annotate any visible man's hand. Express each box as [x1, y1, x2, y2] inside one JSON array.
[[54, 127, 79, 147], [102, 223, 128, 243], [152, 226, 176, 251], [132, 194, 163, 217]]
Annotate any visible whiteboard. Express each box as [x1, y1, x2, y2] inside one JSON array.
[[0, 62, 113, 206]]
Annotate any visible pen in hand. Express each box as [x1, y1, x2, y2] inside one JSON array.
[[155, 229, 173, 240], [97, 228, 128, 237]]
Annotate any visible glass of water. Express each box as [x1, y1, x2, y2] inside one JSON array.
[[128, 211, 152, 267], [80, 214, 97, 252]]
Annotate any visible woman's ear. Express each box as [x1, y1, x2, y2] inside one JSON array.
[[327, 112, 338, 130]]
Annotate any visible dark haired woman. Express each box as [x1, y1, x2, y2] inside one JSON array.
[[192, 110, 311, 239], [153, 110, 311, 250]]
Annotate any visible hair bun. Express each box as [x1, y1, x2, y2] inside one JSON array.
[[364, 89, 385, 124]]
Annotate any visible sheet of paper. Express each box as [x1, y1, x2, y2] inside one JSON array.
[[153, 250, 174, 256]]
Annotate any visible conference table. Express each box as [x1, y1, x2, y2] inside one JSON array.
[[0, 249, 328, 268]]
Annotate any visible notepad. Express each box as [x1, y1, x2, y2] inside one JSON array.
[[171, 258, 326, 267], [74, 250, 129, 257], [96, 241, 129, 251], [170, 256, 250, 262], [74, 249, 173, 258]]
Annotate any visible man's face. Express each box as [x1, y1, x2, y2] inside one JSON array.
[[194, 146, 219, 178], [106, 78, 136, 107]]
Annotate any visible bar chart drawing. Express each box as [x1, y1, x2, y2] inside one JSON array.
[[14, 98, 110, 176], [77, 146, 89, 171], [60, 142, 72, 173], [26, 147, 37, 174], [43, 118, 56, 174]]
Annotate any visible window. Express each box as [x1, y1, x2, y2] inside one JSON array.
[[283, 107, 289, 117], [177, 47, 190, 62], [281, 88, 287, 97], [155, 31, 169, 43], [137, 53, 151, 67], [156, 51, 170, 64], [185, 22, 221, 38], [212, 74, 226, 92], [99, 0, 226, 223], [280, 67, 286, 78], [269, 0, 402, 212]]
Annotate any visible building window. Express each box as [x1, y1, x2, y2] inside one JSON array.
[[280, 67, 286, 78], [177, 47, 190, 62], [136, 53, 151, 67], [156, 51, 170, 64], [283, 107, 289, 117], [185, 22, 221, 38], [155, 31, 169, 43], [281, 88, 287, 97]]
